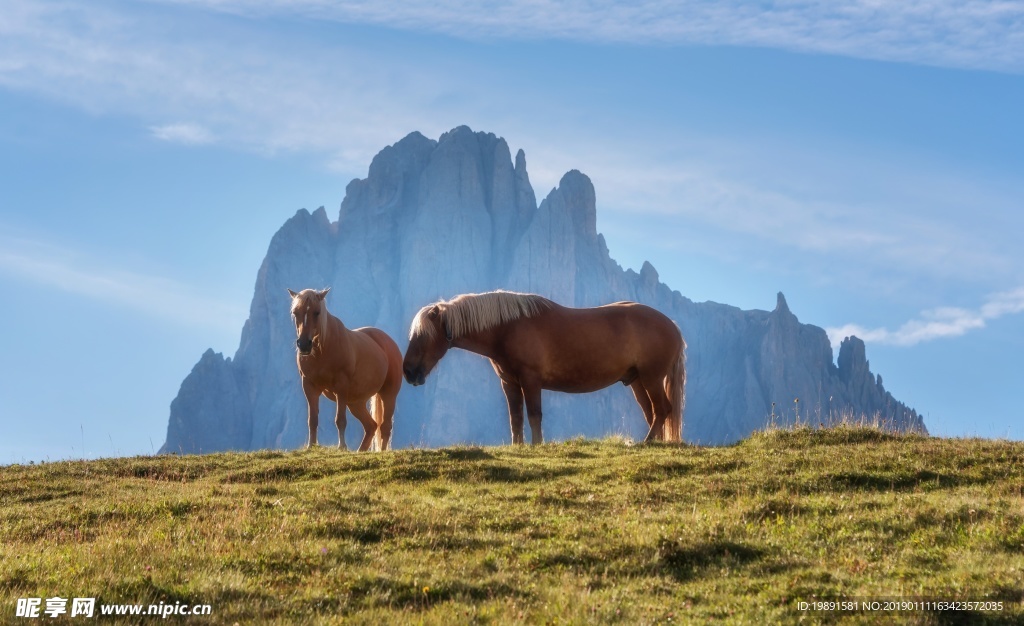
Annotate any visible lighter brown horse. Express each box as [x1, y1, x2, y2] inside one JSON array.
[[403, 290, 685, 444], [288, 288, 403, 451]]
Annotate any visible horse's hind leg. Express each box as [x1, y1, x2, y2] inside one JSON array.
[[640, 373, 672, 444], [378, 339, 403, 451], [377, 363, 402, 451], [630, 380, 655, 430], [523, 383, 544, 445], [501, 380, 526, 445], [377, 394, 395, 451], [347, 400, 378, 452]]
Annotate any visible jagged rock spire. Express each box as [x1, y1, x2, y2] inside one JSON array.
[[163, 127, 924, 453]]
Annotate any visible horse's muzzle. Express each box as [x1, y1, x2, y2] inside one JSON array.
[[403, 365, 425, 386], [296, 338, 313, 355]]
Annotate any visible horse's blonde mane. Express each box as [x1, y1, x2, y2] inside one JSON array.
[[291, 289, 331, 344], [410, 290, 553, 341]]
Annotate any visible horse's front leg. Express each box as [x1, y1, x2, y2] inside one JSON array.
[[302, 379, 321, 448], [347, 400, 378, 452], [501, 380, 525, 445], [330, 392, 348, 450], [523, 384, 544, 445]]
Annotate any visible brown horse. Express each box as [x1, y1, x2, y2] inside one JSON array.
[[403, 290, 685, 444], [288, 288, 403, 451]]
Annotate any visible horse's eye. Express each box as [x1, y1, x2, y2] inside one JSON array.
[[313, 311, 320, 317]]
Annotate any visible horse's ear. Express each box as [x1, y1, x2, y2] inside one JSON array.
[[426, 305, 439, 319], [287, 289, 299, 299], [318, 288, 330, 301]]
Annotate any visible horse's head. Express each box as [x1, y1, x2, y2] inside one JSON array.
[[287, 288, 330, 355], [403, 303, 450, 386]]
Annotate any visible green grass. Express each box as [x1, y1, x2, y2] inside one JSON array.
[[3, 427, 1024, 624]]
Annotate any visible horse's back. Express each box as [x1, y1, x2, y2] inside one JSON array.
[[554, 301, 680, 348], [591, 301, 681, 355], [501, 300, 681, 392]]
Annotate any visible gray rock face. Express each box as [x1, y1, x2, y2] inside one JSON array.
[[161, 126, 925, 453]]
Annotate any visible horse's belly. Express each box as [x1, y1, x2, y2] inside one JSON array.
[[541, 366, 627, 394], [545, 380, 618, 394]]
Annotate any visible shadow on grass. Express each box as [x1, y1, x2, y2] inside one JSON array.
[[751, 427, 904, 449], [309, 515, 492, 551], [311, 515, 395, 544], [527, 543, 648, 578], [0, 568, 34, 592], [101, 456, 237, 482], [104, 576, 199, 607], [658, 539, 769, 582], [439, 448, 494, 461], [821, 470, 987, 493], [478, 464, 578, 483], [626, 460, 694, 483], [12, 488, 85, 505], [222, 463, 339, 484], [384, 461, 578, 484], [742, 497, 810, 523], [12, 510, 124, 542], [342, 575, 527, 613]]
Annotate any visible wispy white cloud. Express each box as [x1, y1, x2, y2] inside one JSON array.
[[149, 0, 1024, 73], [826, 287, 1024, 347], [0, 235, 245, 332], [2, 0, 1022, 298], [525, 137, 1022, 287], [150, 122, 214, 145], [0, 0, 457, 167], [981, 287, 1024, 318]]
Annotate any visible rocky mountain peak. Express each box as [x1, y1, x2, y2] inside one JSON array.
[[514, 148, 528, 172], [162, 126, 925, 453], [837, 336, 869, 382], [775, 292, 791, 315], [556, 170, 598, 241], [639, 261, 660, 288]]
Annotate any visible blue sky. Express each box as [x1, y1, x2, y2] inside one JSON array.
[[1, 0, 1022, 462]]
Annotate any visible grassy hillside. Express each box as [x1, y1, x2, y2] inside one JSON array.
[[3, 428, 1024, 624]]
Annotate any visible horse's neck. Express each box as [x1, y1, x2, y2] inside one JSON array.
[[453, 326, 500, 359], [327, 312, 349, 340], [320, 313, 352, 353]]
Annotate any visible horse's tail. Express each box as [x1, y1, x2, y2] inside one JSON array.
[[663, 337, 686, 442], [371, 394, 386, 451]]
